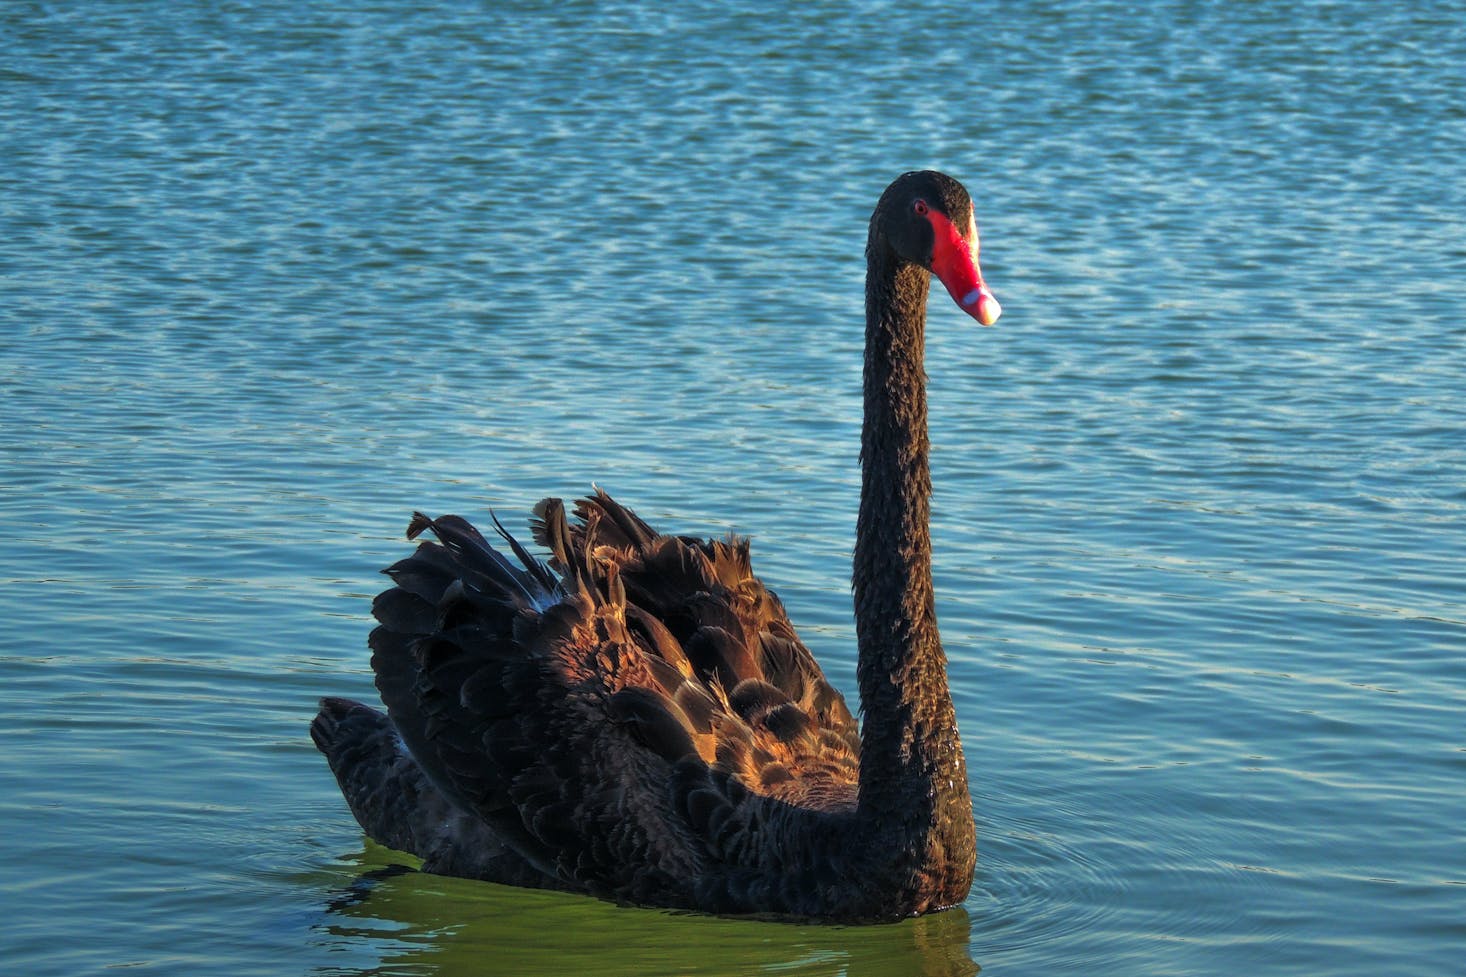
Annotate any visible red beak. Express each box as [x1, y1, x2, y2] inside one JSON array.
[[926, 209, 1001, 326]]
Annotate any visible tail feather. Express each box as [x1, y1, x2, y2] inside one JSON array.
[[310, 697, 440, 855], [311, 697, 566, 889]]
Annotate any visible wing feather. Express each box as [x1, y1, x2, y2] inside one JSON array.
[[357, 490, 861, 904]]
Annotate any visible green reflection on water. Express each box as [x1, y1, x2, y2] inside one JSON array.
[[308, 844, 981, 977]]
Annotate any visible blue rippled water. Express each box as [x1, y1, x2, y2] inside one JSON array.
[[2, 2, 1462, 975]]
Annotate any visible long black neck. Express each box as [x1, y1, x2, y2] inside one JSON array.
[[851, 228, 975, 910]]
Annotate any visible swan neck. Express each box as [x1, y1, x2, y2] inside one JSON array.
[[850, 231, 975, 906]]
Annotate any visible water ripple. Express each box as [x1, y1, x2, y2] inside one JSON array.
[[3, 2, 1464, 976]]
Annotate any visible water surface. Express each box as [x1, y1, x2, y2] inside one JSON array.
[[2, 2, 1463, 975]]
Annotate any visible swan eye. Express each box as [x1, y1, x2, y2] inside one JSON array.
[[912, 199, 930, 216]]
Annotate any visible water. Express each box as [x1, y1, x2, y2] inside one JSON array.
[[2, 1, 1463, 974]]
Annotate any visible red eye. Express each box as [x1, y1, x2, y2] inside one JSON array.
[[913, 199, 929, 216]]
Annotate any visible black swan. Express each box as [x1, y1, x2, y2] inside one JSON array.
[[311, 170, 1001, 922]]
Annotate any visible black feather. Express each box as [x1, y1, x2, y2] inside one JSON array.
[[606, 687, 697, 764]]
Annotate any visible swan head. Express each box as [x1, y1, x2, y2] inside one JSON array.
[[875, 171, 1001, 326]]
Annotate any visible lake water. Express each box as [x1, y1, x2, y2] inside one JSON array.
[[2, 1, 1463, 974]]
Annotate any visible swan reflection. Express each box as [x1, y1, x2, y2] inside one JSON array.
[[313, 848, 980, 977]]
